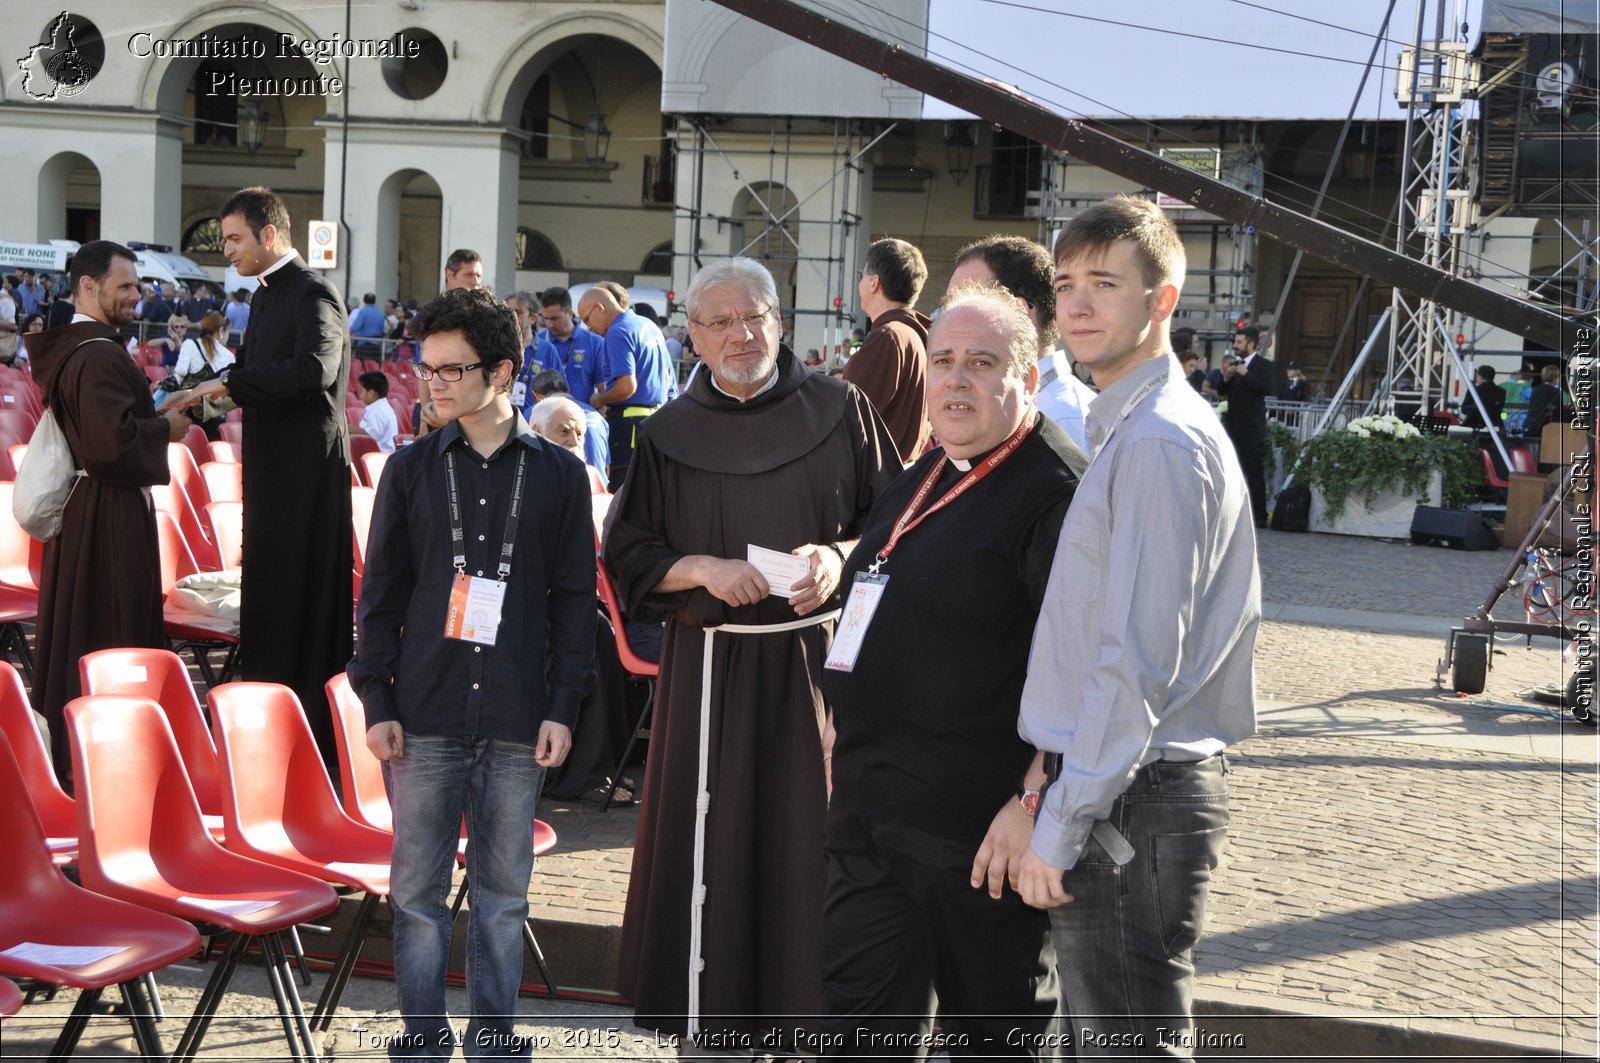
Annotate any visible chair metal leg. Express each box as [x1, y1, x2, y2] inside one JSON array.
[[449, 874, 470, 919], [173, 932, 246, 1063], [49, 987, 102, 1062], [601, 680, 653, 811], [118, 978, 166, 1061], [287, 925, 313, 987], [262, 932, 320, 1063], [311, 892, 380, 1031], [521, 922, 559, 998], [140, 972, 164, 1022]]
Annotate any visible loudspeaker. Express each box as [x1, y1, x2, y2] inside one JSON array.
[[1410, 506, 1500, 551]]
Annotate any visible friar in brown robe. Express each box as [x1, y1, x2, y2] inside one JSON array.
[[28, 242, 185, 776], [605, 337, 899, 1043]]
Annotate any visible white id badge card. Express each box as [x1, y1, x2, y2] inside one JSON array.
[[825, 573, 888, 672], [511, 380, 528, 409], [443, 573, 508, 646]]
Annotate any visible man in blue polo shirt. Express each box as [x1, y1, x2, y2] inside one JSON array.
[[577, 284, 677, 490], [516, 287, 604, 418]]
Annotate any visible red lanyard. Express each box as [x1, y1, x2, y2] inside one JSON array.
[[870, 412, 1037, 572]]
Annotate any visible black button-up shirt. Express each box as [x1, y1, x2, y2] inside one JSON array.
[[348, 416, 595, 741]]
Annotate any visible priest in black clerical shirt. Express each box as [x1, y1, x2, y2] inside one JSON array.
[[820, 285, 1086, 1056]]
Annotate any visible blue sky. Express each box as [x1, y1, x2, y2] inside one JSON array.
[[920, 0, 1488, 120]]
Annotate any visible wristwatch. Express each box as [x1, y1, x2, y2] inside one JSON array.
[[1017, 787, 1042, 817]]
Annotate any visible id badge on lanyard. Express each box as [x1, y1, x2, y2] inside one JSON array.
[[441, 446, 527, 648], [824, 573, 888, 672], [445, 573, 507, 645]]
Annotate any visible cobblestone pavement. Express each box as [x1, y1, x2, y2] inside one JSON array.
[[7, 531, 1597, 1058]]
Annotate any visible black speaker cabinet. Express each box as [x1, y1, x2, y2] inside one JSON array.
[[1410, 506, 1499, 551]]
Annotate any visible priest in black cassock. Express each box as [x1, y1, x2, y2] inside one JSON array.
[[188, 187, 352, 762], [604, 257, 899, 1045]]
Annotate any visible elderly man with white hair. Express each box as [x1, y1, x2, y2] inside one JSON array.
[[604, 256, 900, 1049]]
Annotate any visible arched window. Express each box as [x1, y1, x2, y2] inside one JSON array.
[[516, 228, 562, 270], [183, 217, 224, 255], [640, 242, 673, 275], [192, 62, 237, 145]]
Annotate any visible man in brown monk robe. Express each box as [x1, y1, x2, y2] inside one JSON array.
[[844, 237, 932, 465], [28, 240, 190, 776], [604, 256, 899, 1049]]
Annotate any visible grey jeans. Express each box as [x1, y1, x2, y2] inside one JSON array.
[[1049, 756, 1229, 1058]]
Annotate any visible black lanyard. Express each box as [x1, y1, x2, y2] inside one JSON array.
[[445, 445, 528, 580]]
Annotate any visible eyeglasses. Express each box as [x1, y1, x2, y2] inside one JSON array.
[[413, 361, 486, 382], [692, 305, 773, 335]]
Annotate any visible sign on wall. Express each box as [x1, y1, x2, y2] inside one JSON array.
[[308, 221, 338, 269]]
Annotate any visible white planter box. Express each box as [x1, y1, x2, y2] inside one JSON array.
[[1309, 471, 1442, 538]]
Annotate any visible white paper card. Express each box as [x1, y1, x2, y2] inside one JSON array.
[[177, 896, 277, 916], [825, 573, 889, 672], [511, 381, 527, 409], [746, 544, 811, 599], [1, 942, 129, 967]]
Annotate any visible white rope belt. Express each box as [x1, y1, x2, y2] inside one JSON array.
[[687, 607, 840, 1037]]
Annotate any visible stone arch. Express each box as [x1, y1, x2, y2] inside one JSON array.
[[730, 183, 801, 306], [136, 3, 344, 118], [37, 151, 100, 242], [483, 12, 663, 127], [375, 168, 444, 305]]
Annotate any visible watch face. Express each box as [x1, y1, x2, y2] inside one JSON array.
[[1020, 791, 1041, 817]]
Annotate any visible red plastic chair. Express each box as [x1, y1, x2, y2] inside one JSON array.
[[79, 648, 226, 831], [0, 661, 75, 864], [206, 440, 239, 464], [1480, 449, 1510, 491], [167, 442, 212, 511], [219, 421, 244, 447], [0, 733, 200, 1062], [152, 483, 222, 572], [66, 695, 337, 1063], [208, 682, 392, 1030], [0, 976, 22, 1018], [360, 451, 389, 489], [349, 433, 379, 469], [595, 562, 657, 811], [0, 485, 39, 679], [143, 365, 168, 386], [7, 442, 26, 474], [201, 461, 243, 505], [156, 511, 241, 688], [351, 485, 375, 576], [205, 501, 244, 569], [0, 408, 37, 443], [1509, 446, 1537, 475], [0, 435, 18, 481], [181, 424, 210, 472], [322, 674, 561, 995]]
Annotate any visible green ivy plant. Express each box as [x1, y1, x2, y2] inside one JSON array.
[[1264, 421, 1301, 487], [1295, 415, 1483, 521]]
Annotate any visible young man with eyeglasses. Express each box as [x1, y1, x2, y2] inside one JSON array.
[[349, 285, 594, 1060], [576, 284, 678, 490]]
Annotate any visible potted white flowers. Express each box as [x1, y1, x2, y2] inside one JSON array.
[[1294, 415, 1482, 538]]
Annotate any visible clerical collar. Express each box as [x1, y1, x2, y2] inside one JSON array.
[[949, 457, 972, 471], [71, 312, 96, 324], [257, 253, 295, 286], [709, 366, 779, 404]]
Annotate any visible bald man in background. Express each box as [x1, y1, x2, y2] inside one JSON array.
[[578, 285, 677, 490]]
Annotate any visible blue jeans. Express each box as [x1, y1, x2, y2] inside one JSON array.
[[384, 734, 545, 1061], [1048, 756, 1229, 1059]]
